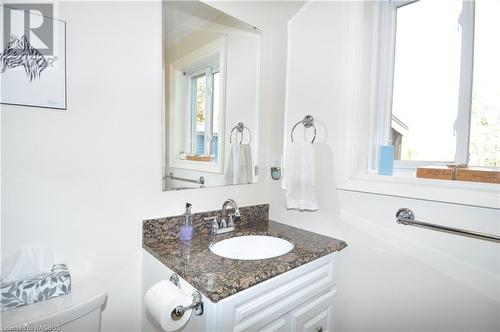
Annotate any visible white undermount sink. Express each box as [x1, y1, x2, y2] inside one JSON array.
[[210, 235, 294, 260]]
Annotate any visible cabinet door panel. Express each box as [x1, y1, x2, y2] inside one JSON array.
[[256, 316, 289, 332], [224, 254, 337, 332], [290, 288, 336, 332]]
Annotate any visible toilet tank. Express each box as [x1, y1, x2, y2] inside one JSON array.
[[1, 276, 107, 332]]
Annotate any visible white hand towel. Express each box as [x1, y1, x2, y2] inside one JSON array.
[[282, 143, 318, 211], [241, 144, 253, 183], [226, 143, 252, 185], [226, 143, 241, 185]]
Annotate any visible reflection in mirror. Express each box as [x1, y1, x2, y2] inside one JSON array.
[[162, 1, 261, 191]]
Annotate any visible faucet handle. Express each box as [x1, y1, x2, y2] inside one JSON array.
[[229, 210, 241, 221], [227, 213, 237, 227], [204, 216, 220, 233]]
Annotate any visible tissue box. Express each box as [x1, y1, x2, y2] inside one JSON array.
[[1, 264, 71, 311]]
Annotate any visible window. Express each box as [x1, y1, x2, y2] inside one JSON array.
[[468, 0, 500, 167], [378, 0, 499, 172], [189, 65, 220, 161], [167, 36, 227, 173]]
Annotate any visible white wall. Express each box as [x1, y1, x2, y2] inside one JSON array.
[[270, 1, 500, 332], [1, 1, 303, 331], [3, 1, 498, 332]]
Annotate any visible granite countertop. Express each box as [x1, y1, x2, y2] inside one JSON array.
[[143, 205, 347, 303]]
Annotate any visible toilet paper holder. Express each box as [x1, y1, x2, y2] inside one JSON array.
[[169, 274, 204, 319], [171, 291, 203, 319], [169, 274, 181, 288]]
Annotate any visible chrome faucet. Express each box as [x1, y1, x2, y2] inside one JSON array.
[[221, 198, 240, 227], [206, 199, 241, 235]]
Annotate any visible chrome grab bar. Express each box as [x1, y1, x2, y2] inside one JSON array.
[[167, 172, 205, 188], [396, 208, 500, 243]]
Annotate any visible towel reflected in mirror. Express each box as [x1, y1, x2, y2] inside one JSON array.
[[226, 143, 253, 185]]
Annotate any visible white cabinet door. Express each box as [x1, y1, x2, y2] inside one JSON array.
[[256, 316, 289, 332], [220, 253, 338, 332], [289, 288, 336, 332]]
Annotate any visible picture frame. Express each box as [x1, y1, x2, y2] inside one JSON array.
[[0, 5, 67, 110]]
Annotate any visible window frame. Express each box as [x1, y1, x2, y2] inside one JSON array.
[[188, 64, 220, 159], [336, 0, 499, 208], [371, 0, 475, 172], [166, 36, 227, 174]]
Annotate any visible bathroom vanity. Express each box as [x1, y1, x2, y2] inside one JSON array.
[[142, 204, 347, 332]]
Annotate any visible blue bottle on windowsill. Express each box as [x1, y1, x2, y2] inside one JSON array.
[[378, 145, 394, 176]]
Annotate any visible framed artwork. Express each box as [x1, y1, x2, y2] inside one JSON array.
[[0, 5, 66, 110]]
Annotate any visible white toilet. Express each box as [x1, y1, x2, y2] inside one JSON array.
[[1, 276, 107, 332]]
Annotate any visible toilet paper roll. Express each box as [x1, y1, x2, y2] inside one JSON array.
[[145, 280, 193, 331]]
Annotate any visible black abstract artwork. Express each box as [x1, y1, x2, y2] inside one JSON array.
[[1, 6, 66, 110], [0, 35, 51, 82]]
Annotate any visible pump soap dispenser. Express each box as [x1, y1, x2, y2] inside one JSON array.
[[179, 203, 193, 241]]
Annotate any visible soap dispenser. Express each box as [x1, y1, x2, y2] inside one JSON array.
[[179, 203, 193, 241]]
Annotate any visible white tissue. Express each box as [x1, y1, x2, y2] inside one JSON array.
[[145, 280, 193, 331], [1, 246, 54, 282]]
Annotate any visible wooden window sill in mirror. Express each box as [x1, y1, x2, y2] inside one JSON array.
[[416, 166, 500, 184], [186, 155, 211, 162]]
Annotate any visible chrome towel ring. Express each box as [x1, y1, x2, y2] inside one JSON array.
[[291, 115, 316, 143], [230, 122, 252, 144]]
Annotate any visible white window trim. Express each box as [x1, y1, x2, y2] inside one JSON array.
[[188, 64, 220, 157], [455, 0, 475, 164], [369, 0, 475, 171], [338, 172, 500, 209]]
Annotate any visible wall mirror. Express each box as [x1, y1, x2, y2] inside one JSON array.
[[162, 1, 261, 191]]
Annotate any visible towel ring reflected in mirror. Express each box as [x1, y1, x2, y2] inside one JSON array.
[[229, 122, 252, 144], [291, 115, 317, 143]]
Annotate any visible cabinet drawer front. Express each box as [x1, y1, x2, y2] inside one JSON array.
[[290, 288, 336, 332]]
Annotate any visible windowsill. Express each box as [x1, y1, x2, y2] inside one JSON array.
[[169, 158, 223, 174], [185, 155, 212, 162], [337, 171, 500, 209], [416, 166, 500, 184]]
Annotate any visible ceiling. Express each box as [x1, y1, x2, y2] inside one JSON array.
[[163, 1, 259, 48]]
